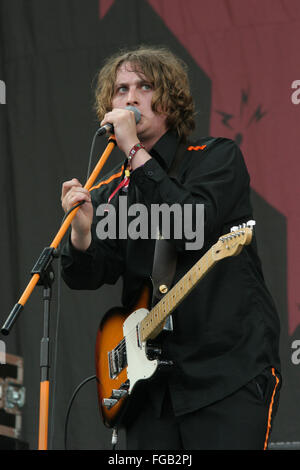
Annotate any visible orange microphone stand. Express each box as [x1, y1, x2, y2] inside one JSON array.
[[1, 135, 116, 450]]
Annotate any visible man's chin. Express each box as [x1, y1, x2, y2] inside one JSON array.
[[136, 127, 148, 140]]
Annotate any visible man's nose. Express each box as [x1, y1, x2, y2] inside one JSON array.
[[126, 87, 139, 105]]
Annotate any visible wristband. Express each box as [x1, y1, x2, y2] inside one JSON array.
[[128, 142, 145, 161]]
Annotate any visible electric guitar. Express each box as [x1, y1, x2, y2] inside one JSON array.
[[95, 221, 255, 428]]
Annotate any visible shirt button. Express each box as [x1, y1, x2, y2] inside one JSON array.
[[147, 170, 154, 176]]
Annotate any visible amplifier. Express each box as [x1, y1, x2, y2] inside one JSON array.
[[0, 353, 25, 440]]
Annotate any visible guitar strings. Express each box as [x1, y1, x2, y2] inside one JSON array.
[[112, 270, 194, 355], [110, 254, 210, 359], [113, 236, 244, 360], [114, 251, 214, 359]]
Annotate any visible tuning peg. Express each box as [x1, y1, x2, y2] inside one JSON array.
[[247, 220, 256, 229], [231, 220, 256, 232]]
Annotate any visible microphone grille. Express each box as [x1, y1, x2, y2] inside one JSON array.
[[125, 106, 141, 124]]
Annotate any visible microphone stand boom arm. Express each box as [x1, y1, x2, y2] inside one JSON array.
[[1, 135, 117, 449]]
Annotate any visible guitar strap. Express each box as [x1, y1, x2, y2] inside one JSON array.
[[150, 140, 187, 312], [151, 137, 218, 315]]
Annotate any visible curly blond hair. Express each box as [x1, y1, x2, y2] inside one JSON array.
[[94, 45, 195, 140]]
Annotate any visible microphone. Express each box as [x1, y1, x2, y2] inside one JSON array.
[[97, 106, 141, 136]]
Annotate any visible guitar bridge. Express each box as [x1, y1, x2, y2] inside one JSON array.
[[108, 339, 127, 379]]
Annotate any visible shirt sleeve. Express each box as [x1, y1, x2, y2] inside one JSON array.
[[130, 138, 250, 251], [61, 201, 125, 291]]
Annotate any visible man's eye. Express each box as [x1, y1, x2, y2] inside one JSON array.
[[142, 84, 152, 90], [118, 86, 127, 93]]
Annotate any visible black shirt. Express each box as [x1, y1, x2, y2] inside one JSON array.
[[61, 130, 281, 417]]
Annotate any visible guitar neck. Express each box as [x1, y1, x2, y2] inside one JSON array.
[[140, 247, 216, 342]]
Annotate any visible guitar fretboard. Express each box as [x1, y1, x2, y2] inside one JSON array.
[[140, 247, 216, 342]]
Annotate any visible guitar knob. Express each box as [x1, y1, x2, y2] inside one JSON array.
[[111, 389, 128, 399], [102, 398, 118, 409], [120, 380, 130, 390]]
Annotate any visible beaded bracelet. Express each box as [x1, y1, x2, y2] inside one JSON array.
[[128, 142, 145, 162]]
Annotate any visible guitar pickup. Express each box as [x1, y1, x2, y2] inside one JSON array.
[[108, 340, 127, 379]]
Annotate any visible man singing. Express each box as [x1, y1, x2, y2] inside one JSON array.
[[61, 46, 281, 450]]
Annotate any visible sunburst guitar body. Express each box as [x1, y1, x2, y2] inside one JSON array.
[[95, 283, 155, 428]]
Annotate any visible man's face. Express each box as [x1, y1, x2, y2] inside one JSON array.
[[111, 62, 168, 146]]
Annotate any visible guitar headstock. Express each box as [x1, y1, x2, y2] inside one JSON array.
[[212, 220, 255, 261]]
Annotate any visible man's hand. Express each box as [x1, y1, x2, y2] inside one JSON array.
[[61, 178, 93, 251], [101, 108, 151, 169], [101, 108, 140, 155]]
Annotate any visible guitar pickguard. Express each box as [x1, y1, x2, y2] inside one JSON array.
[[123, 308, 158, 394]]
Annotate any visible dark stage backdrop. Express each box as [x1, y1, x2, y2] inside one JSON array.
[[0, 0, 299, 450]]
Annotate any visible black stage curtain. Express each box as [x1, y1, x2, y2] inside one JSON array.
[[0, 0, 299, 450]]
